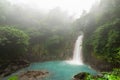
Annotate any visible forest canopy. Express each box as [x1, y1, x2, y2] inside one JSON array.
[[0, 0, 120, 69], [73, 0, 120, 67], [92, 19, 120, 64], [0, 26, 29, 62]]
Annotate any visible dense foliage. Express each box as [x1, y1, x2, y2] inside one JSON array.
[[0, 0, 119, 73], [86, 69, 120, 80], [0, 26, 29, 62], [74, 0, 120, 67], [0, 0, 75, 62], [92, 19, 120, 64], [0, 0, 120, 79]]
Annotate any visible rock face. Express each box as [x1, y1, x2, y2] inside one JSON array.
[[19, 70, 49, 80], [0, 60, 29, 77], [73, 72, 89, 80]]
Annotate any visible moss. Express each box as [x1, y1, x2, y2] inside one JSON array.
[[8, 75, 18, 80]]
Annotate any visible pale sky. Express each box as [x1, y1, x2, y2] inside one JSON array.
[[8, 0, 100, 18]]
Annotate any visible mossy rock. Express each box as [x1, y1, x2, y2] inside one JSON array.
[[73, 72, 90, 80]]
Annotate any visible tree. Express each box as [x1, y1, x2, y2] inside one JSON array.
[[92, 19, 120, 64], [0, 26, 29, 61]]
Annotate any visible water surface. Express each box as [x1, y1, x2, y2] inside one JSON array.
[[27, 61, 97, 80], [3, 61, 97, 80]]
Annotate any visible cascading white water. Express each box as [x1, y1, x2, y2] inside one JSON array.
[[67, 35, 83, 65], [72, 35, 83, 65]]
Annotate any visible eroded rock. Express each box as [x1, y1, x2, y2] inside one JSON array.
[[19, 70, 49, 80]]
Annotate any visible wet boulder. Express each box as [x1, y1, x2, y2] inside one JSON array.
[[73, 72, 90, 80]]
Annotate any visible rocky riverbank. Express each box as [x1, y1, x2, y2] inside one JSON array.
[[73, 69, 120, 80], [0, 60, 30, 77]]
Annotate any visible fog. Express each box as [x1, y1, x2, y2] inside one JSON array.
[[0, 0, 120, 79], [7, 0, 99, 18]]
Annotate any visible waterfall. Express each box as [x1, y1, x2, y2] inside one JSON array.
[[67, 35, 83, 65], [72, 35, 83, 65]]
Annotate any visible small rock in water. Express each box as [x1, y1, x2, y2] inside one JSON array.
[[19, 70, 49, 80], [73, 72, 90, 80]]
